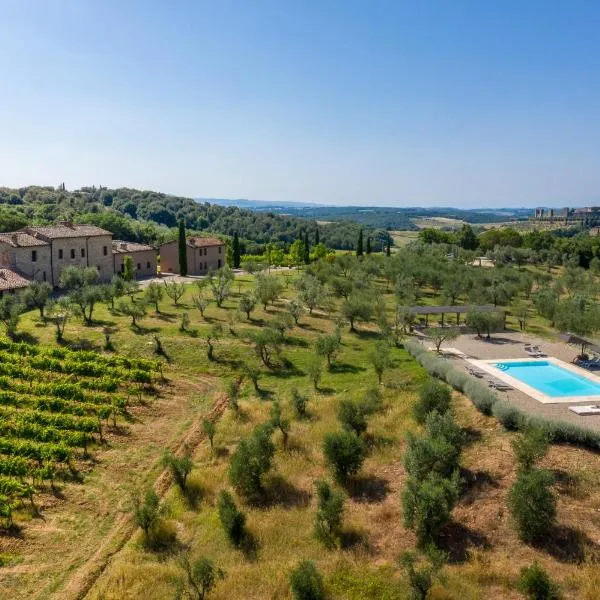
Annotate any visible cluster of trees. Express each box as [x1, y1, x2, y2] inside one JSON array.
[[419, 222, 600, 269], [0, 185, 384, 254]]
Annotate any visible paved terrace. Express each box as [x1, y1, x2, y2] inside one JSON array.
[[433, 331, 600, 431]]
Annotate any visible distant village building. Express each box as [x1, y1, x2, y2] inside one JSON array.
[[159, 237, 225, 275], [533, 206, 600, 226]]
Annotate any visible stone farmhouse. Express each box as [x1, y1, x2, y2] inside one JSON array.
[[0, 222, 157, 294], [159, 236, 225, 275]]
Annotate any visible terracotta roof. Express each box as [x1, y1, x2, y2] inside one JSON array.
[[25, 222, 112, 240], [0, 232, 48, 248], [186, 237, 224, 248], [0, 269, 31, 291], [112, 240, 155, 254]]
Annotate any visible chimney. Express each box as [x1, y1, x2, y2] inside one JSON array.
[[119, 242, 127, 250], [58, 220, 74, 229], [10, 234, 18, 246]]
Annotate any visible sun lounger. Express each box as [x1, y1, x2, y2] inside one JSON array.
[[488, 381, 513, 391], [569, 405, 600, 416], [467, 368, 485, 378]]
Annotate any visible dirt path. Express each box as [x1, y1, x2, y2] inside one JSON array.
[[50, 385, 228, 600]]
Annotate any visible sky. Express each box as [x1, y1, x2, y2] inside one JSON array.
[[1, 1, 599, 208]]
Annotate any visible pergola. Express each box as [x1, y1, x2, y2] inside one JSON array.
[[409, 304, 504, 327]]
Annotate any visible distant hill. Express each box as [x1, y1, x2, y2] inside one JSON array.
[[0, 186, 385, 253], [201, 198, 533, 230]]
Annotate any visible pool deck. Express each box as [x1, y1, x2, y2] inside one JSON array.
[[431, 331, 600, 431]]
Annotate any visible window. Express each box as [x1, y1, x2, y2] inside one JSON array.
[[218, 246, 222, 254], [70, 248, 75, 259], [137, 263, 141, 271], [103, 246, 108, 256], [146, 261, 151, 269], [42, 271, 46, 282], [204, 261, 208, 270], [218, 259, 222, 268], [58, 249, 63, 259], [81, 248, 85, 258], [31, 250, 37, 262], [120, 263, 124, 273]]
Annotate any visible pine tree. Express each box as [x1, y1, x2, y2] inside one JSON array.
[[315, 227, 320, 245], [303, 231, 310, 265], [178, 219, 188, 276], [232, 232, 241, 269], [366, 236, 372, 254], [356, 229, 364, 257]]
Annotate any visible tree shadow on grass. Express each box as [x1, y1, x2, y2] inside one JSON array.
[[256, 388, 275, 400], [282, 336, 310, 348], [183, 479, 204, 510], [214, 446, 230, 459], [239, 529, 260, 561], [258, 474, 311, 509], [11, 331, 39, 345], [345, 474, 390, 503], [438, 522, 490, 563], [552, 469, 587, 499], [461, 426, 483, 447], [340, 527, 372, 552], [131, 324, 161, 335], [363, 433, 395, 451], [155, 312, 176, 322], [353, 329, 383, 341], [329, 362, 367, 375], [536, 525, 600, 563], [459, 468, 498, 504]]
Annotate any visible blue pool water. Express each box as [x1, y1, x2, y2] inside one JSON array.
[[493, 360, 600, 397]]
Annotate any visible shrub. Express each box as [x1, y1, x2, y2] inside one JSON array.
[[162, 448, 193, 492], [508, 468, 556, 544], [203, 419, 216, 449], [314, 480, 344, 548], [361, 386, 383, 415], [402, 471, 460, 548], [517, 562, 562, 600], [512, 428, 550, 471], [463, 379, 498, 415], [229, 423, 275, 500], [218, 490, 246, 546], [492, 401, 525, 430], [400, 548, 445, 600], [290, 560, 325, 600], [445, 368, 468, 391], [337, 399, 367, 436], [413, 380, 452, 424], [306, 356, 323, 390], [133, 488, 161, 540], [178, 554, 225, 600], [323, 430, 365, 482], [291, 388, 308, 418], [404, 433, 461, 481], [425, 410, 464, 451]]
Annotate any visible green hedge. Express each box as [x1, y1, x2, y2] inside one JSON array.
[[404, 339, 600, 452]]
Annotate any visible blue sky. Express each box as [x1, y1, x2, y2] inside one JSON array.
[[1, 1, 599, 207]]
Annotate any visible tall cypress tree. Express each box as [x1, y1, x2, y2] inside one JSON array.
[[315, 227, 320, 245], [386, 235, 391, 257], [356, 229, 364, 257], [178, 218, 188, 276], [232, 232, 241, 268], [303, 231, 310, 264], [366, 236, 372, 254]]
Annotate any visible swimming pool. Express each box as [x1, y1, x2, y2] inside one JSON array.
[[493, 360, 600, 398]]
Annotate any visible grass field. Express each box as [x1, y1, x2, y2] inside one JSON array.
[[1, 270, 599, 599]]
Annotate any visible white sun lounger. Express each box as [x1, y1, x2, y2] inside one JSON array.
[[569, 405, 600, 416]]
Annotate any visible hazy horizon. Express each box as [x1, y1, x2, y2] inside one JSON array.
[[2, 2, 599, 208]]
